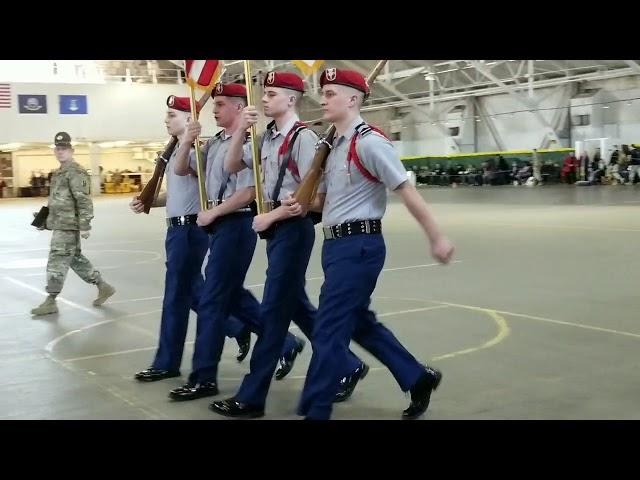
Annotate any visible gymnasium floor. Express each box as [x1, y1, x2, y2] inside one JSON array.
[[1, 185, 638, 420]]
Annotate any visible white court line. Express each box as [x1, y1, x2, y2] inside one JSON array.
[[481, 222, 640, 233], [45, 346, 167, 420], [61, 305, 450, 363], [375, 260, 461, 273], [0, 239, 161, 255], [3, 276, 102, 318], [45, 321, 116, 353], [303, 261, 462, 283], [497, 310, 640, 340], [63, 345, 159, 363], [377, 304, 449, 318], [287, 304, 450, 333], [108, 296, 163, 305], [3, 249, 162, 276], [44, 309, 162, 354], [44, 262, 463, 359], [101, 261, 462, 306]]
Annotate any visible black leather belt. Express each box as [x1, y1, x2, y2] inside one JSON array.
[[323, 219, 382, 240], [207, 199, 252, 213], [166, 214, 198, 227]]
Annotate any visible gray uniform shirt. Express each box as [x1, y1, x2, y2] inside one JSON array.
[[166, 144, 200, 218], [190, 131, 254, 202], [322, 116, 408, 226], [242, 114, 324, 201]]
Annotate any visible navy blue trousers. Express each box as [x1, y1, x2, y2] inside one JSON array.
[[235, 218, 362, 408], [152, 224, 245, 372], [187, 214, 300, 384], [298, 234, 425, 420]]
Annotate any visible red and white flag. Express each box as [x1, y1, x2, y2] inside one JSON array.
[[184, 60, 223, 91], [0, 84, 11, 109]]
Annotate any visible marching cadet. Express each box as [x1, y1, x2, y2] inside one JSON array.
[[296, 68, 455, 420], [209, 71, 366, 418], [169, 83, 307, 400], [31, 132, 115, 316], [130, 95, 251, 384]]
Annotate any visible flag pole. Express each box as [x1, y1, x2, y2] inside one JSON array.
[[187, 85, 208, 211], [243, 60, 266, 215]]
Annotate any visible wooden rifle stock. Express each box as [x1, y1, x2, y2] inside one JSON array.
[[137, 90, 213, 214], [293, 126, 336, 208], [138, 136, 178, 214], [293, 60, 388, 210]]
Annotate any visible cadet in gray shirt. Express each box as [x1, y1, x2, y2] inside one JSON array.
[[169, 83, 304, 402], [210, 71, 366, 419], [129, 95, 248, 385], [298, 68, 455, 421]]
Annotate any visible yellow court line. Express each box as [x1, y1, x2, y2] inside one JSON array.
[[383, 296, 640, 341]]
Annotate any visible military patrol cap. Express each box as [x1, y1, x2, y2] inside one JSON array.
[[54, 131, 72, 147], [167, 95, 201, 113], [320, 68, 370, 98], [212, 82, 247, 99], [263, 71, 305, 93]]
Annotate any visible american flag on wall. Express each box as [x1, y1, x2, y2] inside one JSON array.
[[0, 83, 10, 108]]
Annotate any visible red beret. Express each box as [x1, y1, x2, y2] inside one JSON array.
[[167, 95, 201, 113], [320, 68, 370, 97], [213, 82, 247, 98], [263, 71, 305, 93]]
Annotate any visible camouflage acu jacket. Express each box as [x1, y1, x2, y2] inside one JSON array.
[[46, 160, 94, 231]]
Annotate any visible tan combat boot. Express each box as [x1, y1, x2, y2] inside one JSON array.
[[31, 296, 58, 316], [93, 281, 116, 307]]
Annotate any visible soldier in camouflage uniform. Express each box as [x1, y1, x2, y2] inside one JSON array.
[[31, 132, 115, 316]]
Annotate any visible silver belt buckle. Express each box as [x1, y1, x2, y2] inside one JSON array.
[[322, 226, 334, 240], [365, 221, 371, 234], [179, 215, 185, 225]]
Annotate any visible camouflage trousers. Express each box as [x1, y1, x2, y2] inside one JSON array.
[[46, 230, 102, 295]]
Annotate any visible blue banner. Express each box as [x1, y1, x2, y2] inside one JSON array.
[[59, 95, 88, 114], [18, 95, 47, 114]]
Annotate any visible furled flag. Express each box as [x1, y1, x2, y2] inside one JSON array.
[[184, 60, 224, 91]]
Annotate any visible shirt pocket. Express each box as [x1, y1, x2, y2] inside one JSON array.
[[328, 157, 350, 192]]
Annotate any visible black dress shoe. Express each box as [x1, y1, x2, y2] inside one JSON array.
[[169, 381, 219, 401], [274, 337, 306, 380], [402, 367, 442, 420], [209, 398, 264, 418], [134, 368, 180, 382], [236, 328, 251, 363], [334, 362, 369, 403]]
